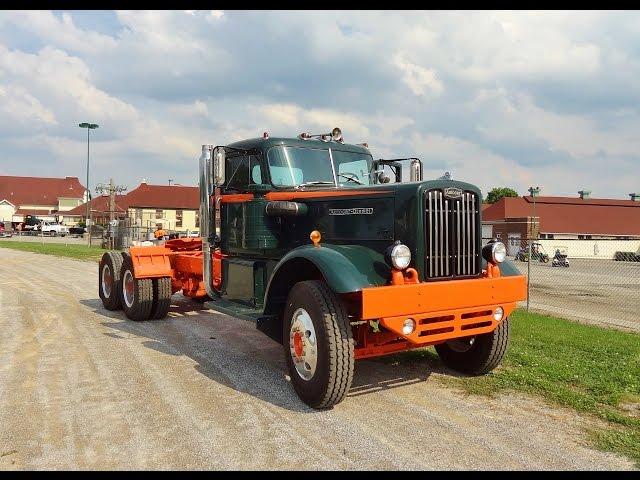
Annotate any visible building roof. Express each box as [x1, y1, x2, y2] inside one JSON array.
[[0, 175, 85, 207], [15, 208, 53, 216], [65, 194, 129, 217], [483, 196, 640, 236], [125, 182, 199, 209]]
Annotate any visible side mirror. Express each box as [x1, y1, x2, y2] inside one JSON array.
[[212, 146, 225, 186], [378, 172, 391, 184]]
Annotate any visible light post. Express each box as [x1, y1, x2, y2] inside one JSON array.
[[527, 186, 541, 311], [79, 122, 99, 246]]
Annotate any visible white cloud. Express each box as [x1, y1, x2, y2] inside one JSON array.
[[0, 10, 638, 196], [394, 53, 443, 97], [410, 133, 533, 195], [3, 11, 117, 54]]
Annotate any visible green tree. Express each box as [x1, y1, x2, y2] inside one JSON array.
[[485, 187, 519, 204]]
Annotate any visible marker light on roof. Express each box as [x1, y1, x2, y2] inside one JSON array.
[[263, 131, 269, 139]]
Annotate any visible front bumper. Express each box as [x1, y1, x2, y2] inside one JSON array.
[[360, 275, 527, 345]]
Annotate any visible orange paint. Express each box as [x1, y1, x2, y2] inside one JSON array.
[[361, 275, 526, 320], [353, 273, 525, 357], [129, 245, 174, 279], [219, 193, 255, 203], [264, 190, 392, 201]]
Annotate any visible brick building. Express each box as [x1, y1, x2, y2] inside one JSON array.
[[483, 192, 640, 255]]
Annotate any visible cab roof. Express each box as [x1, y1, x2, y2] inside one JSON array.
[[226, 137, 371, 155]]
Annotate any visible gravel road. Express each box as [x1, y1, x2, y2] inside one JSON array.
[[0, 248, 634, 470]]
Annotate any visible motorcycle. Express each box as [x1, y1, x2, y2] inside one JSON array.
[[551, 250, 570, 267]]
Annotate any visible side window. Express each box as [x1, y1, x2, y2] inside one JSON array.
[[225, 155, 250, 190], [225, 154, 265, 190], [249, 154, 263, 185]]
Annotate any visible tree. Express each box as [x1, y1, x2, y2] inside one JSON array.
[[485, 187, 519, 204]]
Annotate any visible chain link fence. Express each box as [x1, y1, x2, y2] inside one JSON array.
[[484, 236, 640, 332], [99, 218, 200, 250]]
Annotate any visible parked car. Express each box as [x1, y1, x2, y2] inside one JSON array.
[[0, 223, 12, 238], [39, 222, 69, 236], [69, 226, 86, 237]]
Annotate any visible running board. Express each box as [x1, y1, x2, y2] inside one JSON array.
[[203, 296, 281, 344], [203, 297, 264, 322]]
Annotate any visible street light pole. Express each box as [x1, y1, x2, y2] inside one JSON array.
[[527, 186, 540, 311], [79, 122, 99, 246]]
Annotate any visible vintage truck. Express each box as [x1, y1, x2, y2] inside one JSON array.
[[98, 128, 527, 409]]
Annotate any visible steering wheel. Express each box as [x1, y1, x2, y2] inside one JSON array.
[[337, 171, 363, 185]]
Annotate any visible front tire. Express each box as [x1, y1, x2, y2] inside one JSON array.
[[435, 318, 510, 375], [120, 255, 154, 321], [283, 280, 354, 409]]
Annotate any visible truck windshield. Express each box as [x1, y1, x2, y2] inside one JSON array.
[[267, 146, 373, 187]]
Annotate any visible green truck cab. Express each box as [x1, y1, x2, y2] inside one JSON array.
[[99, 127, 527, 409]]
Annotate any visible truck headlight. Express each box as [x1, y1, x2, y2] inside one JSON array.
[[482, 241, 507, 264], [388, 242, 411, 270]]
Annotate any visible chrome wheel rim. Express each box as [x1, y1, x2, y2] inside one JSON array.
[[289, 308, 318, 381], [448, 336, 476, 353], [101, 264, 112, 298], [123, 270, 135, 308]]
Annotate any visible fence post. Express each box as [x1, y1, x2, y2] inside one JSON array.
[[526, 237, 531, 311]]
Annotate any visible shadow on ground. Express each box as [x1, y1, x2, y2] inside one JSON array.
[[80, 295, 454, 412]]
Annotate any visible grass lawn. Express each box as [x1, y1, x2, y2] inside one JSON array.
[[0, 240, 106, 262], [400, 309, 640, 465]]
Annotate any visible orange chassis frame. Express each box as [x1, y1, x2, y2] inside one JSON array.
[[128, 239, 527, 360]]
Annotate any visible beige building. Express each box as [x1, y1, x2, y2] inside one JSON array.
[[0, 175, 86, 224], [68, 180, 200, 234]]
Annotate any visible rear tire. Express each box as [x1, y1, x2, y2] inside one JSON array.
[[150, 277, 172, 319], [98, 251, 124, 310], [435, 317, 510, 375], [120, 255, 154, 321], [283, 280, 354, 409]]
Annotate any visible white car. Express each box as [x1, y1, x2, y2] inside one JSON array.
[[40, 222, 69, 236]]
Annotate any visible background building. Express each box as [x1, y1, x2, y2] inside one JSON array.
[[0, 175, 85, 224], [64, 194, 129, 226], [124, 181, 199, 233], [483, 192, 640, 258], [66, 180, 200, 234]]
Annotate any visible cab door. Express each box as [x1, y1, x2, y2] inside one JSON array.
[[218, 152, 272, 307]]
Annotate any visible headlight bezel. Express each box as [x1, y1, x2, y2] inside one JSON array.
[[482, 240, 507, 264], [386, 241, 412, 270]]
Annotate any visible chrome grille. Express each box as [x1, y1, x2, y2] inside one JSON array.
[[425, 189, 480, 279]]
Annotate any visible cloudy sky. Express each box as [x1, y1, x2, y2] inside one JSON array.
[[0, 10, 639, 198]]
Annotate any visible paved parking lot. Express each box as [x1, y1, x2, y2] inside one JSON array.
[[0, 248, 634, 470], [511, 257, 640, 332]]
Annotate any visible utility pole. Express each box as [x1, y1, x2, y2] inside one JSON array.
[[527, 186, 541, 311], [96, 178, 127, 249]]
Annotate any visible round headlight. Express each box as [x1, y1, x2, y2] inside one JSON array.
[[391, 243, 411, 270], [402, 318, 416, 335], [493, 307, 504, 321], [491, 242, 507, 263]]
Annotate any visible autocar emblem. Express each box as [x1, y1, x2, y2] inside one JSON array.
[[443, 187, 463, 198]]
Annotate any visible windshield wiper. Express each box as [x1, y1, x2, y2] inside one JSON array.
[[337, 173, 364, 185], [296, 181, 335, 189]]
